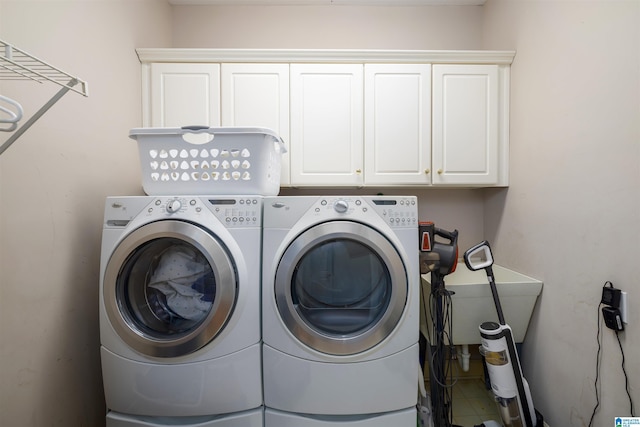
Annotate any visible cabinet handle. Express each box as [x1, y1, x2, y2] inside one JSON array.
[[424, 169, 430, 174], [356, 169, 362, 174], [437, 169, 443, 175]]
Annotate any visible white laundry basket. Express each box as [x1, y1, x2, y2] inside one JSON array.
[[130, 126, 286, 196]]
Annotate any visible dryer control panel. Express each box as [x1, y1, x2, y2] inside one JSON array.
[[311, 196, 418, 228], [369, 197, 418, 228]]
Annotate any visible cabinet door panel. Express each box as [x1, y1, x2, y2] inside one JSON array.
[[364, 64, 431, 185], [432, 65, 499, 185], [150, 63, 220, 128], [290, 64, 364, 186], [221, 63, 290, 185]]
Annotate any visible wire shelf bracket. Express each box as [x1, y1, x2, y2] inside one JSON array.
[[0, 39, 89, 156]]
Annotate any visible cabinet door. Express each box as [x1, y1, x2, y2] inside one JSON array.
[[290, 64, 364, 186], [221, 63, 290, 185], [364, 64, 431, 185], [149, 63, 220, 127], [432, 65, 499, 185]]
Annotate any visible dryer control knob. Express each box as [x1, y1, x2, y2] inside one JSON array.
[[334, 200, 349, 213], [166, 199, 182, 213]]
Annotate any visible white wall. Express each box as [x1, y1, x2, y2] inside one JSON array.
[[482, 1, 640, 425], [0, 1, 171, 426], [172, 4, 484, 50]]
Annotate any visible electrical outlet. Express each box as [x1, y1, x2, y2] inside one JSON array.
[[620, 291, 628, 324]]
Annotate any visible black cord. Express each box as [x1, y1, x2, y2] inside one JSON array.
[[427, 285, 459, 427], [588, 303, 603, 427], [590, 280, 636, 425], [443, 291, 460, 426], [615, 330, 636, 416]]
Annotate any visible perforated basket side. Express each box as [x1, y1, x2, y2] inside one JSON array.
[[131, 127, 285, 196]]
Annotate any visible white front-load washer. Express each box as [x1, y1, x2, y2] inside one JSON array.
[[99, 195, 263, 426], [261, 196, 419, 425]]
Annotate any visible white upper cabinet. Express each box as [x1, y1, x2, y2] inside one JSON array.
[[432, 64, 505, 186], [147, 63, 220, 127], [220, 63, 290, 185], [364, 64, 431, 186], [290, 64, 364, 187], [138, 49, 514, 189]]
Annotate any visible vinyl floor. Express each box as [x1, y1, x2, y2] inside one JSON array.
[[451, 377, 501, 426], [422, 351, 502, 427]]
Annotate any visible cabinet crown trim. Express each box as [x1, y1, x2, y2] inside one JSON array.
[[136, 48, 515, 65]]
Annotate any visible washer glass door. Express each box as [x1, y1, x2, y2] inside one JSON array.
[[275, 221, 407, 355], [104, 220, 237, 358]]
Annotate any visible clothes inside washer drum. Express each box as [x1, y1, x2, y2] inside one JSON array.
[[148, 246, 214, 320]]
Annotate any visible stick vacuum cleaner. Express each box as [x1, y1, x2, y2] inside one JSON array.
[[419, 223, 460, 427], [463, 241, 543, 427]]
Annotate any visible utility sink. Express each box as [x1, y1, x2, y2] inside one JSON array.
[[420, 264, 543, 345]]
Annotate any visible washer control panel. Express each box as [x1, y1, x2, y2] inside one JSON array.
[[313, 196, 418, 228], [165, 198, 183, 213], [208, 197, 261, 227], [151, 197, 261, 227]]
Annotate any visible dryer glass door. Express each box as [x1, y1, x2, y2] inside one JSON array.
[[104, 220, 237, 358], [275, 221, 407, 355]]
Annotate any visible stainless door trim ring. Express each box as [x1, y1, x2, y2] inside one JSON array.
[[274, 221, 407, 356], [103, 220, 237, 358]]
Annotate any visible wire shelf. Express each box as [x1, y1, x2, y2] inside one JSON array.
[[1, 40, 88, 97], [0, 39, 89, 155]]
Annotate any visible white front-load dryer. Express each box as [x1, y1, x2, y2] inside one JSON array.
[[99, 195, 263, 426], [261, 196, 419, 425]]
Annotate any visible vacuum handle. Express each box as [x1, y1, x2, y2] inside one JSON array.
[[463, 240, 494, 271], [432, 227, 459, 276], [464, 240, 506, 325], [434, 227, 458, 245]]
